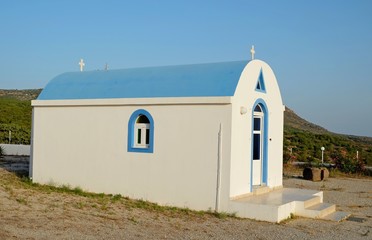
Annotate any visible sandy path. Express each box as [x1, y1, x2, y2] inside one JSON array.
[[0, 169, 371, 239]]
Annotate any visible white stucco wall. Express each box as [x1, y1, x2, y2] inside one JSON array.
[[31, 97, 233, 211], [230, 60, 284, 198]]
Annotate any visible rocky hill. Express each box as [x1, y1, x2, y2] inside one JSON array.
[[284, 107, 328, 134]]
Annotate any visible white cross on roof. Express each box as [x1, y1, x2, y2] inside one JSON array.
[[250, 45, 255, 60], [79, 59, 85, 72]]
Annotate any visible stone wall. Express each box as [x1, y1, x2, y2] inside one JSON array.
[[0, 144, 30, 156]]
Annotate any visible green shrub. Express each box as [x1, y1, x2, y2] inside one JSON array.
[[333, 155, 365, 174]]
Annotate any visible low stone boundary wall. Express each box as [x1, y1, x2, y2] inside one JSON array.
[[0, 144, 30, 156]]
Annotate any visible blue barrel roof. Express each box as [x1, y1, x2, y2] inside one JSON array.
[[37, 60, 248, 100]]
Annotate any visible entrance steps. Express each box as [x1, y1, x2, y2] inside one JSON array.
[[297, 202, 336, 218], [321, 211, 350, 222], [228, 188, 350, 223]]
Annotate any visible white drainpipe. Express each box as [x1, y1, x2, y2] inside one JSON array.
[[215, 123, 222, 212]]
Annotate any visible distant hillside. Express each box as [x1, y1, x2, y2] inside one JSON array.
[[0, 89, 371, 168], [0, 89, 42, 101], [0, 89, 41, 144], [283, 107, 372, 167], [284, 107, 329, 134], [284, 106, 372, 145]]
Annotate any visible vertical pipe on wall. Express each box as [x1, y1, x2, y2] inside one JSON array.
[[215, 123, 222, 212], [29, 107, 35, 179]]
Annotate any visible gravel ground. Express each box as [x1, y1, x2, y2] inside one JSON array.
[[0, 168, 371, 240]]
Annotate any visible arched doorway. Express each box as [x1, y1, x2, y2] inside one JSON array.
[[251, 102, 268, 187]]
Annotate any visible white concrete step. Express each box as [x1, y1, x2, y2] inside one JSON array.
[[252, 185, 271, 196], [321, 211, 351, 222], [303, 196, 321, 208], [229, 188, 344, 223], [297, 202, 336, 218]]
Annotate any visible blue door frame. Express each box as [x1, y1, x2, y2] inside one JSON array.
[[250, 99, 268, 191]]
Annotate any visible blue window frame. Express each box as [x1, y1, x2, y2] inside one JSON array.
[[255, 69, 266, 93], [128, 109, 154, 153]]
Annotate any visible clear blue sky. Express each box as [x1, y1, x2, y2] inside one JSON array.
[[1, 1, 371, 137]]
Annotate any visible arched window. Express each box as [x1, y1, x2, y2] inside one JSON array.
[[128, 109, 154, 153]]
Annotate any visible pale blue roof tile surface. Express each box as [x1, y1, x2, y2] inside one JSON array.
[[38, 60, 247, 100]]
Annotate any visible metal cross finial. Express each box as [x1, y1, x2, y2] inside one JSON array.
[[79, 59, 85, 72], [250, 45, 255, 60]]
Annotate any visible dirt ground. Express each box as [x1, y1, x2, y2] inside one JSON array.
[[0, 167, 371, 240]]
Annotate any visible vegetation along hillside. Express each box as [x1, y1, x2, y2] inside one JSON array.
[[284, 107, 372, 170], [0, 89, 41, 144], [0, 89, 371, 171]]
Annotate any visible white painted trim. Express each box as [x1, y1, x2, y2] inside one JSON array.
[[31, 97, 233, 107]]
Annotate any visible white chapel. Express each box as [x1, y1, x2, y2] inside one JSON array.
[[31, 53, 347, 222]]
